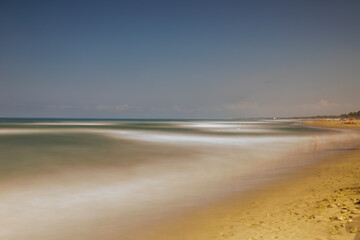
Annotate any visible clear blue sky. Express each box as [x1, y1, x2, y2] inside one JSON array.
[[1, 0, 360, 118]]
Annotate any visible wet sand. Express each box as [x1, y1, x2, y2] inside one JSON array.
[[140, 132, 360, 240]]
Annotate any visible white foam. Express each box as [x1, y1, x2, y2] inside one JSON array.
[[0, 129, 51, 134], [181, 123, 243, 128], [98, 129, 298, 146], [0, 163, 244, 239], [26, 122, 112, 126], [0, 129, 91, 135], [178, 122, 273, 133]]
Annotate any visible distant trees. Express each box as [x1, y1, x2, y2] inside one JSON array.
[[340, 111, 360, 119]]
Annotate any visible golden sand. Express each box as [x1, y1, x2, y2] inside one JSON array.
[[139, 136, 360, 240], [303, 120, 360, 128]]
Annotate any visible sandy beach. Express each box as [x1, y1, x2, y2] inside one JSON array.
[[140, 125, 360, 240], [303, 120, 360, 129], [1, 120, 359, 240]]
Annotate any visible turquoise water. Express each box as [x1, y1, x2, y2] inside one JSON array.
[[0, 119, 357, 240]]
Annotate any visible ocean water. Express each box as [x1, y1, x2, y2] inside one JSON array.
[[0, 119, 359, 240]]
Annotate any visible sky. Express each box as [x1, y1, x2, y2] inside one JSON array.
[[1, 0, 360, 118]]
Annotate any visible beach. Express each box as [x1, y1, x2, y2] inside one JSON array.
[[303, 119, 360, 129], [0, 119, 359, 240], [3, 1, 360, 239], [140, 123, 360, 240]]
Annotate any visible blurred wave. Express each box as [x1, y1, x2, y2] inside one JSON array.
[[0, 119, 359, 240]]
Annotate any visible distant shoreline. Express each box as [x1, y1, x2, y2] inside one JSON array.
[[303, 119, 360, 128]]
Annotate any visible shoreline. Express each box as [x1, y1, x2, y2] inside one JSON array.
[[302, 119, 360, 129], [137, 126, 360, 240], [1, 121, 359, 239]]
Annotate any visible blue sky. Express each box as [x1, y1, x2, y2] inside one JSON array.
[[1, 0, 360, 118]]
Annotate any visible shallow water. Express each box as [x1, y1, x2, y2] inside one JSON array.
[[0, 119, 359, 239]]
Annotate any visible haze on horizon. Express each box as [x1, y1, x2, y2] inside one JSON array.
[[1, 0, 360, 119]]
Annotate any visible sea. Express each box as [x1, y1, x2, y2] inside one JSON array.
[[0, 118, 359, 240]]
